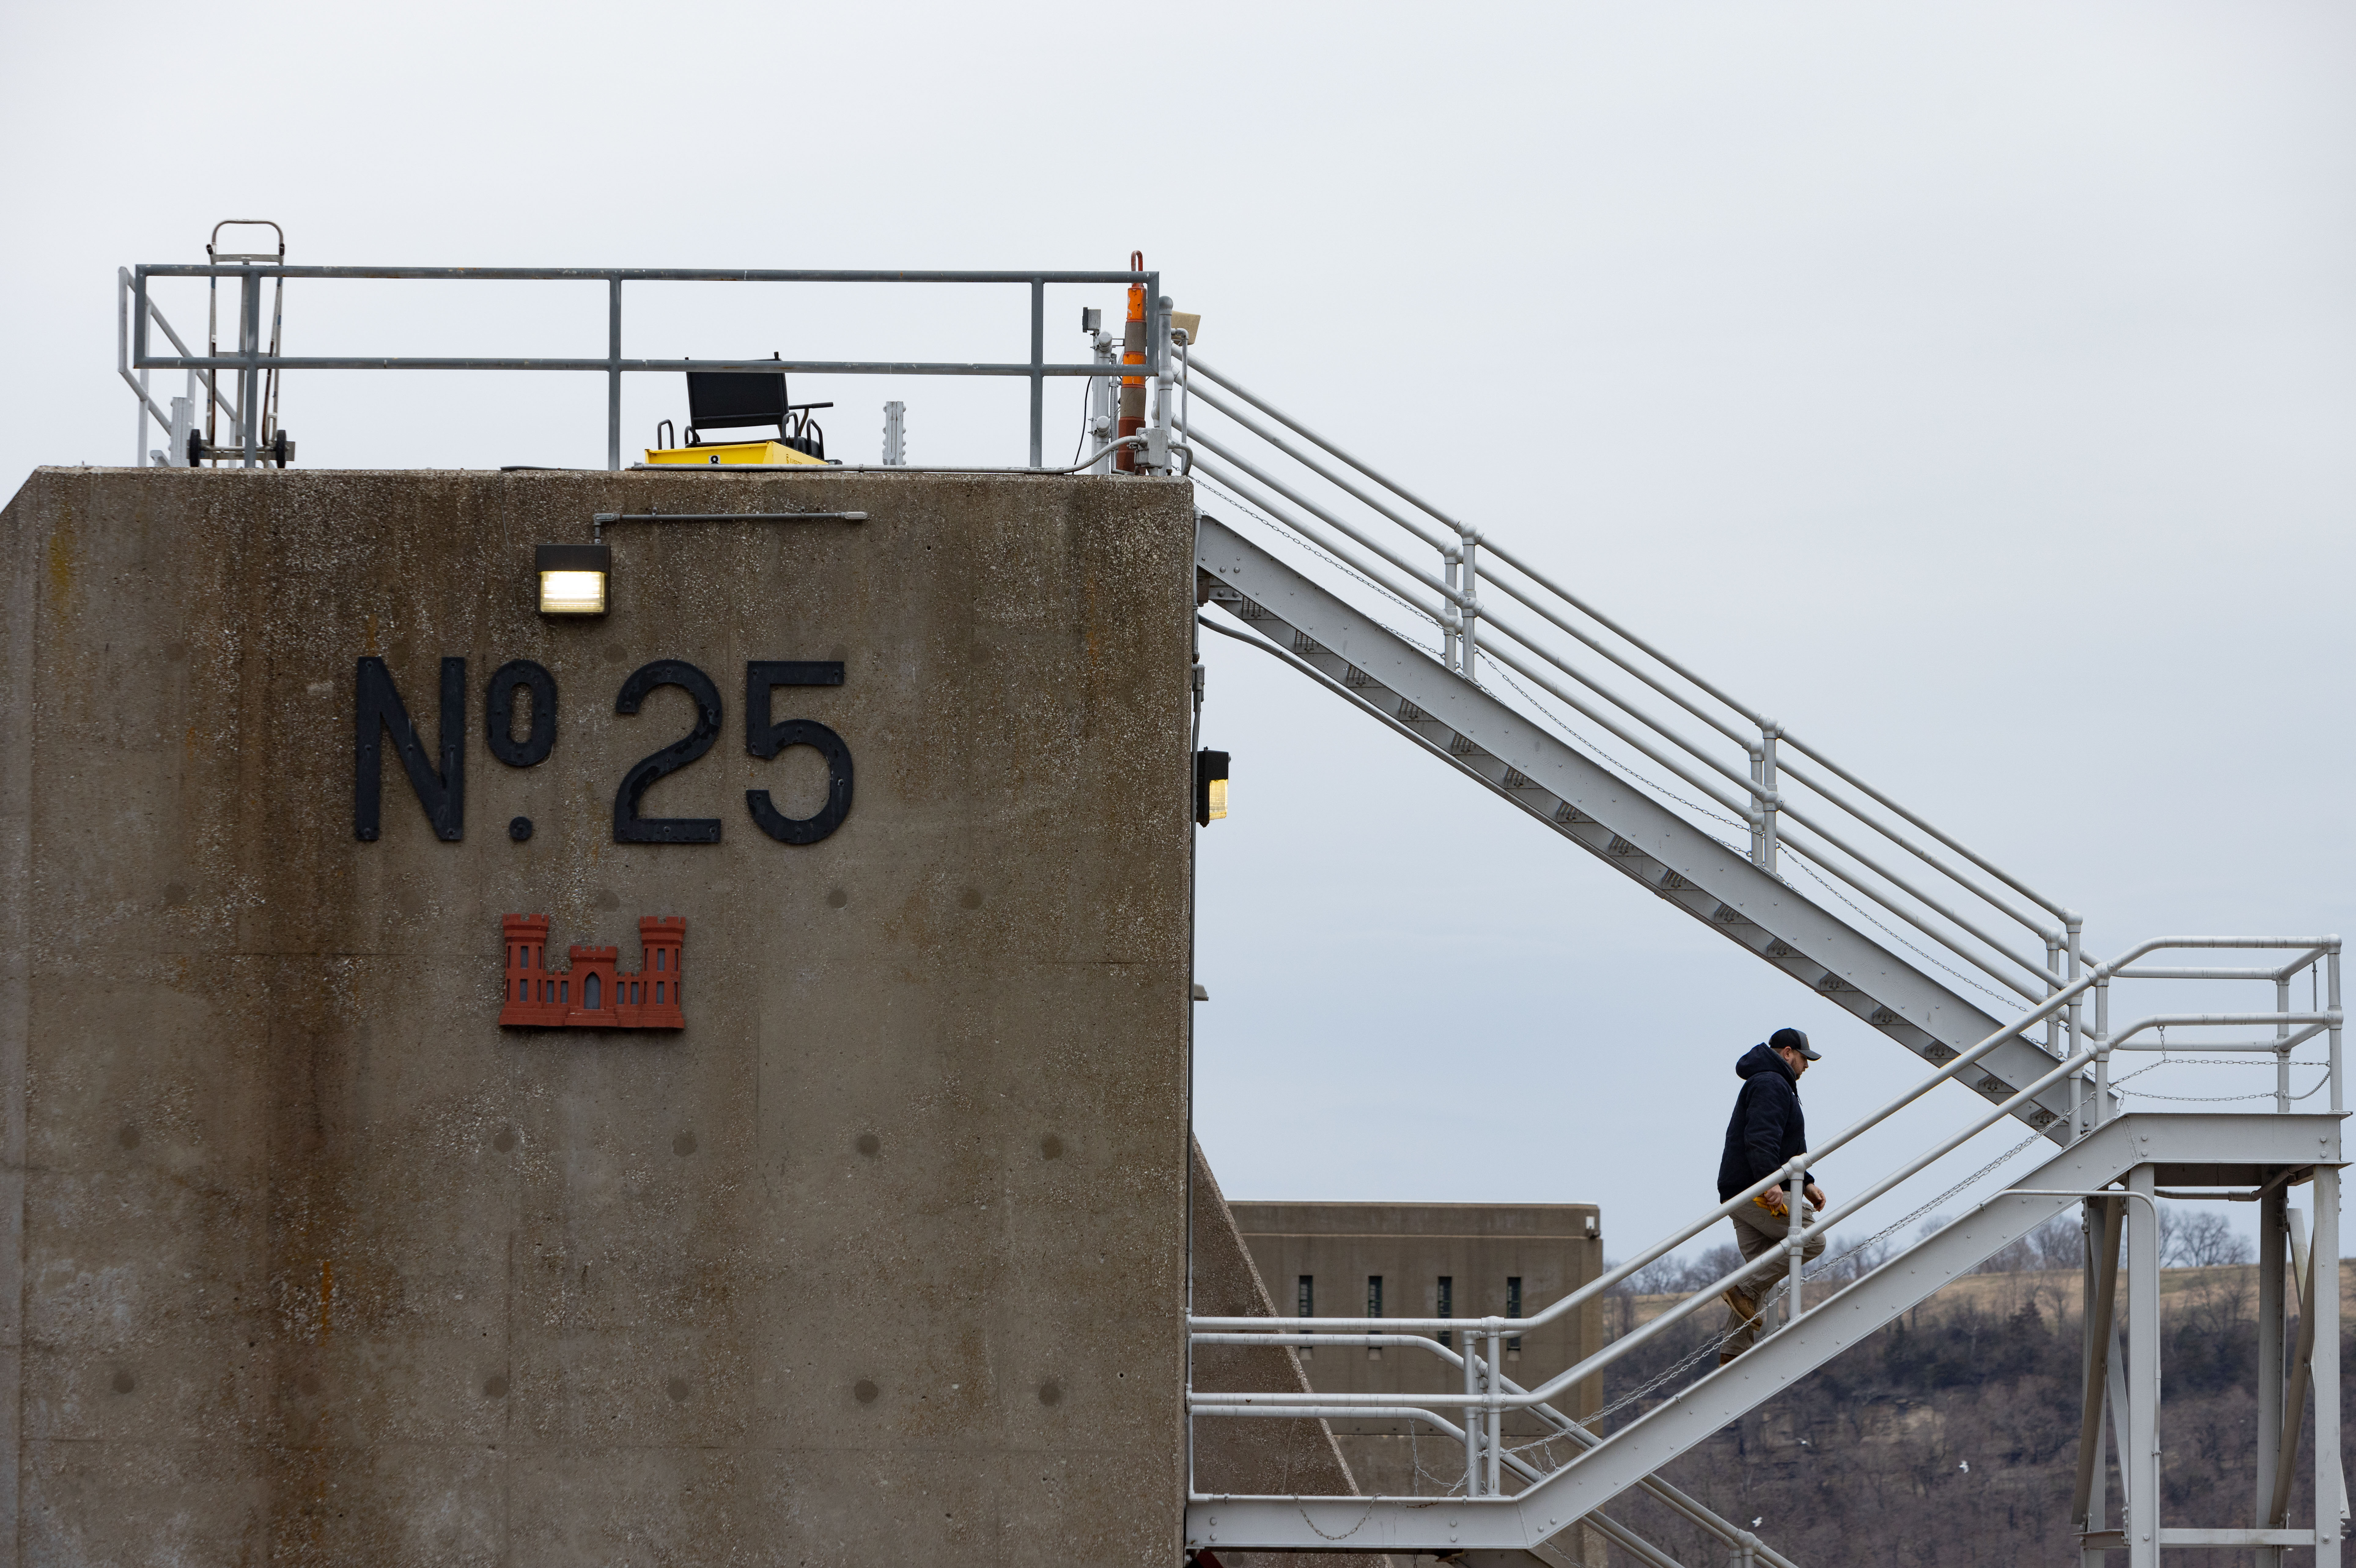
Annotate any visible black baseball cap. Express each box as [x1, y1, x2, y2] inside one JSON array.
[[1770, 1027, 1820, 1061]]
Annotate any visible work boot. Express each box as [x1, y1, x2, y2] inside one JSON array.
[[1717, 1285, 1760, 1367]]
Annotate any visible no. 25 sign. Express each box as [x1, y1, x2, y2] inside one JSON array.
[[354, 657, 852, 846]]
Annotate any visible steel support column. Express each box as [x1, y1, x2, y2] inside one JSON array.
[[2074, 1195, 2122, 1563], [2317, 1165, 2343, 1567], [2258, 1182, 2287, 1568], [2126, 1164, 2160, 1568]]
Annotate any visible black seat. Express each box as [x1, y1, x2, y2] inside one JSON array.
[[684, 366, 830, 459]]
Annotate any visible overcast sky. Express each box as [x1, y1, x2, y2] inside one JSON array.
[[5, 2, 2351, 1260]]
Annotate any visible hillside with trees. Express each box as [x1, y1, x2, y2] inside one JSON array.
[[1590, 1214, 2346, 1567]]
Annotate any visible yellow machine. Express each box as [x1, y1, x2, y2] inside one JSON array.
[[642, 439, 828, 467]]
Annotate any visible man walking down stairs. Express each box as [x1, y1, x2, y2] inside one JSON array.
[[1716, 1029, 1830, 1365]]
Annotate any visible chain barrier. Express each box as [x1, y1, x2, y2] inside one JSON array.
[[2108, 1049, 2332, 1104], [1785, 855, 2029, 1011]]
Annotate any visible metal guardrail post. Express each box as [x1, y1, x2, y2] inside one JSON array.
[[1460, 527, 1480, 680], [1785, 1174, 1804, 1325], [607, 277, 623, 472], [1028, 277, 1045, 468], [1749, 744, 1767, 865], [1443, 543, 1461, 670], [2067, 919, 2086, 1136], [2277, 974, 2294, 1113], [2330, 950, 2343, 1115], [239, 269, 262, 467], [1484, 1328, 1503, 1496], [2093, 977, 2111, 1127], [1759, 721, 1781, 874], [1462, 1329, 1481, 1494], [2047, 939, 2063, 1058]]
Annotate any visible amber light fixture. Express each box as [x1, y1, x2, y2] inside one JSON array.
[[1195, 749, 1229, 825]]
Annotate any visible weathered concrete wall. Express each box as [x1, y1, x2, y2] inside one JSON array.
[[0, 465, 1196, 1565]]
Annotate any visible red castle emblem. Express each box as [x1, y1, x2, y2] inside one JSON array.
[[500, 914, 686, 1029]]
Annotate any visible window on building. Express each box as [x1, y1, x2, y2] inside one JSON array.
[[560, 981, 568, 1004], [1366, 1276, 1382, 1316], [1507, 1277, 1523, 1352], [1297, 1275, 1314, 1317], [1436, 1275, 1453, 1348], [655, 982, 664, 1004], [656, 949, 666, 971], [585, 974, 600, 1009]]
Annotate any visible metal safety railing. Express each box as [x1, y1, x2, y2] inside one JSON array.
[[1174, 345, 2102, 1038], [119, 262, 1177, 471], [1189, 936, 2341, 1504]]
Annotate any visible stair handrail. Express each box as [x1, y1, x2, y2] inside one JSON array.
[[1181, 352, 2057, 942], [1196, 962, 2099, 1342], [1194, 1042, 2098, 1414], [1191, 1330, 1805, 1567], [1182, 360, 2082, 998], [1207, 597, 2054, 1025], [1452, 545, 2074, 962], [1191, 936, 2341, 1417], [1193, 453, 2067, 995]]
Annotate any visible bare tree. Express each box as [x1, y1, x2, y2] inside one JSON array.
[[1973, 1214, 2088, 1275], [1816, 1233, 1894, 1284], [2160, 1209, 2252, 1269], [2029, 1213, 2088, 1271]]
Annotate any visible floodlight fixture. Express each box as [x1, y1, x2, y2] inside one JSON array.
[[536, 544, 611, 616]]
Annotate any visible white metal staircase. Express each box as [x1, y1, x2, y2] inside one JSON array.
[[1195, 514, 2081, 1144], [1174, 348, 2347, 1568]]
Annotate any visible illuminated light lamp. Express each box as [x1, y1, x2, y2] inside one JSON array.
[[536, 544, 611, 616], [1194, 749, 1229, 826]]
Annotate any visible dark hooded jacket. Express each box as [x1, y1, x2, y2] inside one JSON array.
[[1716, 1042, 1814, 1202]]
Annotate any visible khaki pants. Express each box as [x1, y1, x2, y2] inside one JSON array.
[[1722, 1201, 1826, 1353]]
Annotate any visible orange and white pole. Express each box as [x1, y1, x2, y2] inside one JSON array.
[[1117, 249, 1147, 472]]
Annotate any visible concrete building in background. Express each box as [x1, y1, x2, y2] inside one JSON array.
[[0, 465, 1287, 1563], [1228, 1202, 1607, 1497]]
